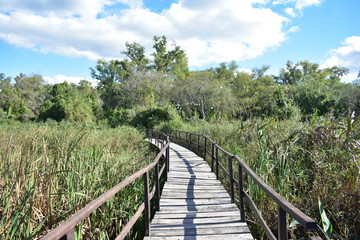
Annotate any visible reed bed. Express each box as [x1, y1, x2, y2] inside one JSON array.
[[0, 120, 154, 239]]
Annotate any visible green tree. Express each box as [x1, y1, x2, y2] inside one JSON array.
[[119, 70, 155, 109], [90, 59, 130, 88], [91, 36, 190, 113], [0, 74, 47, 120], [276, 60, 348, 85], [212, 61, 238, 85], [151, 36, 189, 79], [122, 42, 150, 71], [14, 74, 47, 120], [39, 81, 100, 122], [0, 74, 17, 118], [173, 71, 234, 119]]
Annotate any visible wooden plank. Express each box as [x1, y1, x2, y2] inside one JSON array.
[[161, 193, 230, 199], [153, 211, 240, 219], [158, 205, 239, 213], [151, 216, 241, 225], [150, 226, 251, 236], [160, 198, 232, 205], [151, 222, 245, 231], [144, 234, 254, 240], [162, 184, 225, 190], [162, 188, 226, 193]]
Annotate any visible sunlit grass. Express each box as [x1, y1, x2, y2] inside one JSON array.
[[0, 120, 154, 239]]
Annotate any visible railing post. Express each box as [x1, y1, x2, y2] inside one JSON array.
[[211, 142, 215, 172], [60, 229, 75, 240], [204, 137, 207, 162], [189, 133, 192, 149], [215, 145, 219, 179], [166, 138, 170, 173], [155, 162, 160, 211], [144, 172, 151, 236], [278, 206, 288, 240], [156, 132, 159, 148], [238, 163, 245, 222], [197, 134, 200, 155], [228, 155, 235, 203]]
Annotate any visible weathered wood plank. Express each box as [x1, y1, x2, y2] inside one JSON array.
[[150, 226, 251, 236], [144, 233, 254, 240], [151, 222, 245, 231], [158, 205, 240, 213], [161, 193, 230, 199], [160, 197, 231, 204], [151, 216, 241, 225], [153, 211, 240, 219]]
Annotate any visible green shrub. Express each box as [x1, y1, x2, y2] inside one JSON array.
[[131, 105, 180, 129]]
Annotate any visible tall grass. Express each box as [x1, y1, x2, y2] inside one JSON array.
[[0, 120, 155, 239], [157, 116, 359, 239]]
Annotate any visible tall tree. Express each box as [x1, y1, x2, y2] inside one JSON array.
[[276, 60, 348, 85], [151, 36, 189, 79], [173, 71, 234, 119], [121, 42, 150, 71], [90, 59, 130, 88], [212, 61, 238, 85]]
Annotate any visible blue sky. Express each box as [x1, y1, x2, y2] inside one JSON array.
[[0, 0, 359, 84]]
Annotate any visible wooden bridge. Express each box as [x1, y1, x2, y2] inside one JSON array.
[[41, 130, 322, 240], [144, 140, 253, 239]]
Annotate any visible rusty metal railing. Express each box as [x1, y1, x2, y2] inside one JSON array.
[[41, 130, 169, 240], [168, 129, 322, 240]]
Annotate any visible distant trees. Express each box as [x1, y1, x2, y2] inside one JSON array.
[[1, 36, 359, 124], [90, 36, 189, 114], [275, 61, 350, 116], [38, 81, 101, 122], [0, 74, 47, 120]]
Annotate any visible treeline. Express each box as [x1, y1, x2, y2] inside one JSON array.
[[1, 36, 360, 125]]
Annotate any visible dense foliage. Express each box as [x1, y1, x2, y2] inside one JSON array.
[[0, 121, 154, 239], [2, 37, 359, 124], [1, 36, 359, 239]]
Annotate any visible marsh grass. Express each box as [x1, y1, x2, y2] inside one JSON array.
[[0, 120, 155, 239]]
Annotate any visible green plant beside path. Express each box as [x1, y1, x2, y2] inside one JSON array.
[[0, 121, 155, 239]]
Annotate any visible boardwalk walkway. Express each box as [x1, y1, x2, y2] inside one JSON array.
[[144, 142, 253, 240]]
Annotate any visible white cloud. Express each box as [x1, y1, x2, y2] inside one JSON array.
[[322, 36, 360, 82], [44, 75, 99, 86], [0, 0, 290, 67], [293, 0, 323, 9], [285, 7, 296, 17], [272, 0, 323, 9], [0, 0, 107, 18], [288, 26, 300, 33]]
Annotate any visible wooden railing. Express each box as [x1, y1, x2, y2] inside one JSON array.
[[41, 130, 169, 240], [168, 129, 322, 240]]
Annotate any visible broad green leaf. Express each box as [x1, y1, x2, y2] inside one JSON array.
[[318, 199, 333, 234]]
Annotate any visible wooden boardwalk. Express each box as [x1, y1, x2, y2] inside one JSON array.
[[144, 142, 253, 240]]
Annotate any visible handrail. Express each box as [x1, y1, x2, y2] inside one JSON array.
[[235, 156, 316, 229], [166, 129, 321, 240], [41, 129, 170, 240]]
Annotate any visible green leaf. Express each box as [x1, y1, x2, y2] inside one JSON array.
[[318, 199, 333, 234]]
